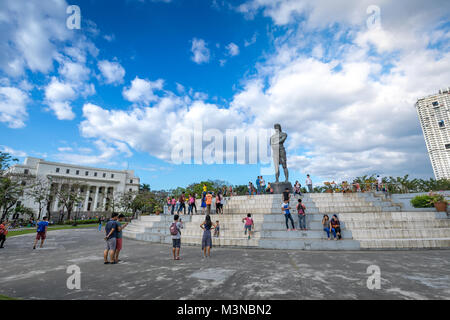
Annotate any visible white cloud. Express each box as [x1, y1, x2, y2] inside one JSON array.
[[0, 145, 27, 157], [0, 86, 29, 128], [226, 42, 240, 56], [98, 60, 126, 85], [191, 38, 210, 64], [44, 77, 76, 120], [54, 140, 128, 166], [0, 0, 71, 76], [122, 76, 164, 105]]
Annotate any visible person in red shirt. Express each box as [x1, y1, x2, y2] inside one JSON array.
[[205, 192, 213, 215], [0, 221, 9, 248]]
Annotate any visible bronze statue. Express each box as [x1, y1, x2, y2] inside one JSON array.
[[270, 123, 289, 183]]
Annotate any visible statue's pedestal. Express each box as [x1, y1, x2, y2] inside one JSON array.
[[271, 182, 292, 194]]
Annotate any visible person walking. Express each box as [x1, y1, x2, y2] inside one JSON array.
[[242, 213, 254, 239], [170, 214, 183, 260], [0, 221, 9, 248], [282, 199, 295, 231], [306, 174, 313, 193], [376, 175, 382, 192], [97, 215, 103, 232], [296, 199, 307, 230], [104, 213, 119, 264], [33, 216, 49, 249], [200, 215, 215, 258], [114, 214, 128, 263]]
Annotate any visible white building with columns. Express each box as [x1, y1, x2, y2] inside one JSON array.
[[5, 157, 140, 219]]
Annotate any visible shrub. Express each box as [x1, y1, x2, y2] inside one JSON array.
[[410, 195, 433, 208]]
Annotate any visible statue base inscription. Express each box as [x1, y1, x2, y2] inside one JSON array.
[[271, 182, 293, 194]]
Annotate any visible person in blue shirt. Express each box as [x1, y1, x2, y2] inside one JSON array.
[[282, 199, 296, 231], [33, 216, 49, 249]]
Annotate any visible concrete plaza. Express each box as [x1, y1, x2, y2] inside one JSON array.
[[0, 228, 449, 300]]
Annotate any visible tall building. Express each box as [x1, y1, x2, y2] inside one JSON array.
[[416, 88, 450, 179], [4, 157, 140, 219]]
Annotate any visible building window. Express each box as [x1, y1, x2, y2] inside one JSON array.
[[445, 144, 450, 149], [24, 169, 29, 175], [438, 120, 445, 128], [103, 173, 106, 178], [85, 171, 89, 176], [56, 168, 60, 173], [94, 172, 97, 177], [129, 188, 132, 192], [66, 169, 70, 174], [432, 101, 439, 106], [130, 179, 133, 183], [76, 170, 79, 175], [111, 174, 114, 178]]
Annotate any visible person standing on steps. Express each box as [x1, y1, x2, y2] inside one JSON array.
[[200, 215, 215, 258], [171, 196, 176, 215], [206, 192, 213, 215], [282, 199, 295, 231], [296, 199, 307, 231], [283, 187, 290, 202], [177, 192, 186, 215], [256, 176, 261, 195], [260, 176, 266, 194], [306, 174, 313, 193]]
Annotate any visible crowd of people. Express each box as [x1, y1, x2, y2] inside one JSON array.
[[0, 173, 348, 258]]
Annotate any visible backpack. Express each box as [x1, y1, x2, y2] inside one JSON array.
[[297, 204, 306, 215], [170, 222, 179, 236]]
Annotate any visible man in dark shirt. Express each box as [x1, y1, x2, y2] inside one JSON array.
[[177, 192, 186, 215], [104, 213, 119, 264], [283, 188, 290, 202]]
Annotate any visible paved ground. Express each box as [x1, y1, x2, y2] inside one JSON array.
[[0, 228, 449, 300]]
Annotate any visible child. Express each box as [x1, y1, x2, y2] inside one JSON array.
[[214, 221, 220, 237], [33, 216, 49, 249], [296, 199, 307, 230], [242, 214, 254, 239]]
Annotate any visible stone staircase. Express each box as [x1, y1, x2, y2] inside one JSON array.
[[124, 192, 450, 250]]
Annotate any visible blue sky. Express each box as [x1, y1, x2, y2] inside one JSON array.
[[1, 0, 449, 189]]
